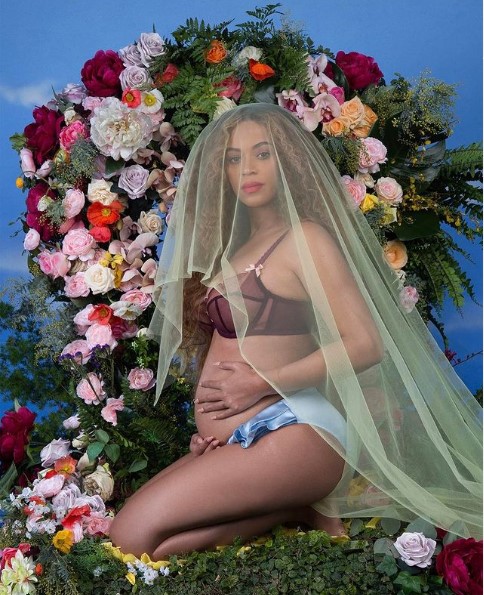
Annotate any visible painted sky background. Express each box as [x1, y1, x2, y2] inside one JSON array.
[[0, 0, 482, 399]]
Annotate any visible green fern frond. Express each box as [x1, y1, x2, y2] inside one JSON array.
[[438, 143, 483, 179]]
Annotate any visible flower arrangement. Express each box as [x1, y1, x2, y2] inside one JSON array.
[[2, 4, 482, 594]]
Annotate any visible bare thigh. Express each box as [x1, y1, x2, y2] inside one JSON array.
[[110, 424, 344, 557]]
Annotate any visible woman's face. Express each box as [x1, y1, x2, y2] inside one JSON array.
[[225, 120, 278, 207]]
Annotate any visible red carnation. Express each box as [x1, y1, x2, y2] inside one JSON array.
[[335, 51, 383, 91], [24, 105, 64, 166], [81, 49, 124, 97], [0, 406, 36, 468], [436, 538, 483, 595], [25, 182, 57, 241]]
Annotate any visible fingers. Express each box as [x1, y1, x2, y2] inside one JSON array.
[[196, 401, 227, 413], [195, 392, 224, 403], [198, 380, 221, 390]]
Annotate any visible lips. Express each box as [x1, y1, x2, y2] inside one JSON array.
[[241, 182, 263, 193]]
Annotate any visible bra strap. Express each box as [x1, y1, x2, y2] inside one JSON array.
[[255, 229, 290, 266]]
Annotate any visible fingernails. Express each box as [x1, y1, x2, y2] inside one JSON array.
[[194, 398, 199, 404], [213, 361, 221, 366], [197, 408, 204, 413]]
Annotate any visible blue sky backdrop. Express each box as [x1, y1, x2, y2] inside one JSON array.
[[0, 0, 482, 396]]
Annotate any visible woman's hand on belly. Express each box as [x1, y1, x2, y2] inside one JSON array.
[[196, 360, 275, 420]]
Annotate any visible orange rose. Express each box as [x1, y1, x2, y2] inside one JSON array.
[[383, 239, 408, 270], [340, 96, 366, 125], [322, 116, 352, 137], [352, 105, 378, 138], [204, 40, 227, 64], [248, 59, 275, 81]]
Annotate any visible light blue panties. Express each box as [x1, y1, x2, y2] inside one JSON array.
[[227, 389, 347, 450]]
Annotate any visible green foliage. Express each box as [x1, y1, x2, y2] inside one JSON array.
[[9, 132, 26, 152]]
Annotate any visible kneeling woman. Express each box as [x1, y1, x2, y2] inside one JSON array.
[[109, 104, 482, 559]]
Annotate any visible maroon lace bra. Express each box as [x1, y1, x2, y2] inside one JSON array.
[[201, 230, 313, 339]]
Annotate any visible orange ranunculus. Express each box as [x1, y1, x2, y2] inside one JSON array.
[[88, 304, 114, 325], [87, 200, 124, 226], [248, 59, 275, 81], [204, 40, 227, 64], [54, 455, 77, 477]]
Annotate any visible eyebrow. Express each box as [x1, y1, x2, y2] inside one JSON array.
[[225, 141, 271, 152]]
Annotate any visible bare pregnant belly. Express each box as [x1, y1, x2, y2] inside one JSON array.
[[194, 330, 315, 442]]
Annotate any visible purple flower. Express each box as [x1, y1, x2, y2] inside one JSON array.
[[118, 164, 149, 199]]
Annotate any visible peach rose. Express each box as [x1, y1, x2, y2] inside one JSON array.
[[322, 116, 352, 137], [340, 96, 365, 124], [352, 105, 378, 138], [384, 240, 408, 270], [204, 40, 227, 64]]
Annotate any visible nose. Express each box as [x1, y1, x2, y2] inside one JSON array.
[[241, 155, 256, 175]]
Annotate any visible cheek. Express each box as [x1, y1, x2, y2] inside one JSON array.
[[226, 167, 241, 192]]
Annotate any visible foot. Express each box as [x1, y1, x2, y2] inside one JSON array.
[[302, 506, 346, 536]]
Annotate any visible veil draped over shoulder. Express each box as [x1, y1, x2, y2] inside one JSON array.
[[149, 103, 482, 538]]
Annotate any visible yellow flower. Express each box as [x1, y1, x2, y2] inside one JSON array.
[[365, 517, 381, 529], [360, 193, 379, 213], [53, 529, 74, 554], [15, 177, 24, 189], [99, 251, 124, 269], [330, 534, 351, 544], [126, 572, 136, 585]]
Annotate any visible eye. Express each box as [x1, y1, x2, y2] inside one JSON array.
[[257, 151, 271, 160], [226, 154, 240, 164]]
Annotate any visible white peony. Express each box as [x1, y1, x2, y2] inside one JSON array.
[[233, 45, 262, 67], [87, 179, 119, 205], [213, 97, 237, 120], [90, 97, 153, 161]]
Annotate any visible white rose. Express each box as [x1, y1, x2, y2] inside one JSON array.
[[233, 45, 262, 67], [83, 464, 115, 501], [394, 532, 436, 568], [138, 210, 163, 235], [213, 97, 237, 120], [119, 65, 152, 90], [137, 32, 166, 66], [40, 438, 71, 467], [84, 264, 116, 295], [87, 179, 119, 205]]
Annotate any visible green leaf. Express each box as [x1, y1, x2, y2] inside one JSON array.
[[9, 132, 26, 152], [381, 518, 402, 536], [94, 429, 110, 444], [0, 462, 18, 497], [393, 571, 423, 593], [349, 518, 364, 537], [377, 554, 399, 577], [405, 519, 437, 540], [128, 459, 148, 473], [87, 441, 105, 461], [374, 537, 398, 557], [394, 211, 441, 240], [104, 443, 121, 464], [105, 157, 124, 176]]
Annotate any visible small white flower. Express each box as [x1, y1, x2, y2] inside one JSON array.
[[233, 45, 262, 68]]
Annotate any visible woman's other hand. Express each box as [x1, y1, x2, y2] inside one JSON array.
[[196, 361, 274, 419], [189, 433, 223, 455]]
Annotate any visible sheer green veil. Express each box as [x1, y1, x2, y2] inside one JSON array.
[[149, 103, 482, 538]]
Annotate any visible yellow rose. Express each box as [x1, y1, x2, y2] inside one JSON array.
[[383, 239, 408, 269], [340, 96, 365, 125], [360, 193, 379, 213], [53, 529, 74, 554], [322, 116, 352, 137]]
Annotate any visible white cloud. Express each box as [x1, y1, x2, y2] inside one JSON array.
[[0, 81, 55, 108], [445, 308, 483, 333]]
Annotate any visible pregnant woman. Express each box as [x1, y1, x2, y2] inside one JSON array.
[[110, 104, 482, 559]]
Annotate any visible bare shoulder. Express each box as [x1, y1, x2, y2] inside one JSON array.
[[291, 220, 338, 254]]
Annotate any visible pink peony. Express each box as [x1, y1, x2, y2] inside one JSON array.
[[359, 137, 388, 174], [23, 229, 40, 251], [64, 272, 90, 298], [128, 367, 156, 391], [63, 189, 86, 218], [59, 120, 89, 151], [76, 372, 106, 405], [62, 228, 97, 261], [60, 339, 91, 364], [341, 175, 366, 206], [85, 323, 118, 350], [101, 396, 125, 426]]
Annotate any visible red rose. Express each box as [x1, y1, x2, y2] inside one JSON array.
[[436, 538, 483, 595], [24, 105, 64, 166], [0, 407, 36, 468], [25, 182, 57, 241], [335, 51, 383, 91], [158, 63, 179, 85], [81, 49, 124, 97], [216, 76, 244, 102]]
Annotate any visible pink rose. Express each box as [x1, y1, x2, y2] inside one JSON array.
[[62, 228, 97, 261], [84, 513, 112, 537], [101, 396, 124, 426], [33, 473, 65, 498], [59, 121, 89, 151], [121, 289, 152, 311], [216, 76, 243, 102], [400, 286, 419, 313], [63, 189, 86, 218], [127, 367, 156, 391], [359, 137, 387, 173], [64, 273, 90, 298], [375, 177, 403, 204], [85, 323, 118, 350], [341, 175, 366, 206], [23, 229, 41, 251], [38, 250, 71, 279], [76, 372, 106, 405], [20, 148, 36, 179], [40, 438, 71, 467], [60, 339, 91, 364]]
